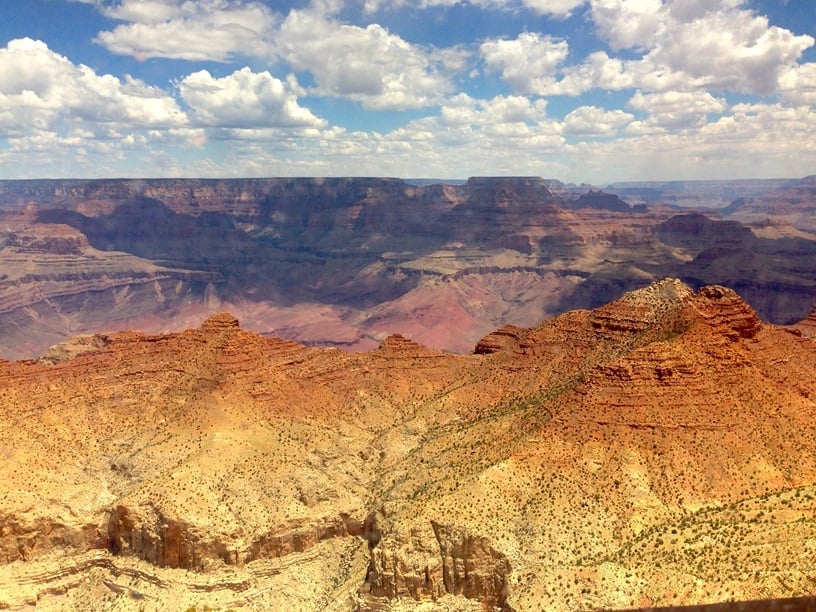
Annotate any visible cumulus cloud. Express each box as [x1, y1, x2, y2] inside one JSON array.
[[101, 0, 186, 23], [439, 93, 551, 126], [545, 51, 633, 95], [361, 0, 587, 18], [0, 38, 187, 137], [483, 1, 814, 99], [779, 63, 816, 106], [397, 93, 563, 156], [85, 1, 461, 110], [518, 0, 587, 17], [644, 9, 814, 95], [93, 0, 278, 61], [590, 0, 664, 51], [666, 0, 745, 22], [563, 105, 634, 136], [18, 0, 816, 182], [276, 9, 454, 109], [480, 33, 569, 94], [178, 68, 326, 129], [628, 90, 727, 129], [569, 101, 816, 182]]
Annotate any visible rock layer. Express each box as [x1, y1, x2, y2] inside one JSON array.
[[4, 177, 816, 360], [1, 280, 816, 609]]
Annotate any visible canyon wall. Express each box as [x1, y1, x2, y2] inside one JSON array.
[[1, 177, 815, 360]]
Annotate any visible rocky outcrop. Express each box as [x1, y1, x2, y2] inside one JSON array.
[[107, 506, 202, 570], [691, 284, 761, 339], [0, 228, 89, 255], [588, 278, 694, 340], [432, 522, 511, 609], [656, 212, 754, 249], [585, 280, 760, 348], [363, 521, 512, 610], [199, 311, 240, 332], [377, 334, 445, 360], [106, 504, 366, 570], [0, 512, 103, 564], [39, 333, 110, 364], [474, 325, 525, 355]]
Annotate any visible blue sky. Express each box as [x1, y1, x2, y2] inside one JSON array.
[[0, 0, 814, 183]]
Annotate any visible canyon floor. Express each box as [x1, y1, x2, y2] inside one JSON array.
[[2, 279, 816, 610]]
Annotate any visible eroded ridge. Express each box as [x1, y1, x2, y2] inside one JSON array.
[[1, 280, 816, 610]]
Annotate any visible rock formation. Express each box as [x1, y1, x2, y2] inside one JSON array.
[[1, 280, 816, 609], [791, 303, 816, 337], [1, 176, 816, 364], [723, 175, 816, 234]]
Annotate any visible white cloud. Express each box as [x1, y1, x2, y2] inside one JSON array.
[[439, 93, 551, 126], [644, 9, 815, 95], [518, 0, 587, 17], [666, 0, 745, 22], [93, 2, 461, 110], [11, 0, 816, 183], [0, 38, 187, 138], [563, 105, 634, 136], [590, 0, 663, 51], [102, 0, 186, 23], [362, 0, 587, 18], [491, 1, 815, 98], [779, 63, 816, 106], [176, 100, 816, 183], [395, 94, 564, 159], [178, 68, 326, 129], [568, 102, 816, 182], [628, 90, 727, 129], [93, 0, 278, 61], [720, 103, 816, 144], [548, 51, 633, 95], [277, 9, 454, 109], [480, 33, 569, 94]]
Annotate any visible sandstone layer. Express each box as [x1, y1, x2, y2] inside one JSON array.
[[1, 280, 816, 610]]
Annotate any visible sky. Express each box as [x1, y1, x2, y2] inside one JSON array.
[[0, 0, 814, 183]]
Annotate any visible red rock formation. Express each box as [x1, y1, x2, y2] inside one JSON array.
[[691, 284, 761, 340], [473, 325, 525, 355], [2, 279, 816, 608]]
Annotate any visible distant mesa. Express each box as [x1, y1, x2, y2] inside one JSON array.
[[571, 189, 644, 213], [656, 212, 753, 247]]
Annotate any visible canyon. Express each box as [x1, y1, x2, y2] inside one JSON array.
[[2, 176, 816, 610], [1, 176, 815, 359], [1, 279, 816, 609]]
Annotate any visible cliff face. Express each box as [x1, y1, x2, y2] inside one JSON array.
[[2, 177, 816, 360], [2, 281, 816, 610], [651, 213, 816, 323], [723, 175, 816, 233], [363, 519, 511, 609]]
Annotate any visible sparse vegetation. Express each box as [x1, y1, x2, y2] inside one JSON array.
[[1, 280, 816, 609]]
